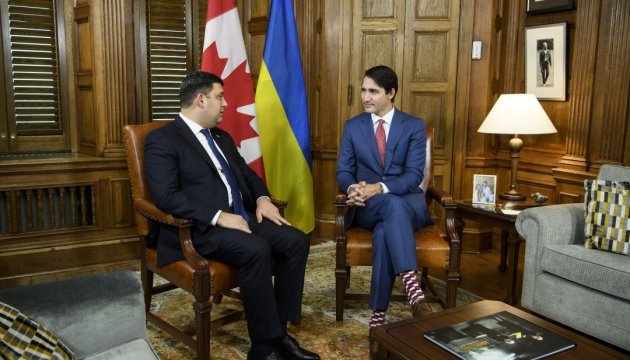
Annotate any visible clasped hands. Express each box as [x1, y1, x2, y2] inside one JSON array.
[[216, 197, 290, 233], [346, 181, 383, 207]]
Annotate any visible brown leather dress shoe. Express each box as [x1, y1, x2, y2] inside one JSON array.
[[277, 335, 320, 360], [411, 301, 432, 317]]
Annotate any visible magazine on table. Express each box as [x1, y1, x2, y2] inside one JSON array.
[[423, 311, 576, 360]]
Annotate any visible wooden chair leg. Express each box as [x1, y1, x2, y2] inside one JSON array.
[[142, 266, 153, 314], [194, 300, 212, 360], [446, 276, 457, 308], [335, 266, 349, 321]]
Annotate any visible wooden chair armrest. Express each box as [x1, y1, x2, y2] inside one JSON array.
[[334, 194, 349, 234], [427, 186, 455, 208], [134, 198, 193, 227], [134, 198, 207, 271]]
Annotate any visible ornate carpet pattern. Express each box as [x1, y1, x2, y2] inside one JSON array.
[[147, 242, 481, 359]]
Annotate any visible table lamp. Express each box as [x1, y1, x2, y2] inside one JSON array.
[[478, 94, 556, 201]]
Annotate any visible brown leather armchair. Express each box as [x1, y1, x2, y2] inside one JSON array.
[[123, 121, 241, 360], [334, 126, 461, 321]]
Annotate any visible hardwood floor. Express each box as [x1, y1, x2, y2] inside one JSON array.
[[429, 249, 525, 305]]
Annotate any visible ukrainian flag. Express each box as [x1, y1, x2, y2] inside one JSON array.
[[255, 0, 314, 233]]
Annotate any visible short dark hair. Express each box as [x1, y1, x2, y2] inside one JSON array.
[[364, 65, 398, 102], [179, 71, 224, 108]]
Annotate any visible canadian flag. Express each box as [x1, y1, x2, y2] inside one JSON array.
[[201, 0, 265, 180]]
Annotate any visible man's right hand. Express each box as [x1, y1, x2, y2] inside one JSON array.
[[216, 212, 252, 233]]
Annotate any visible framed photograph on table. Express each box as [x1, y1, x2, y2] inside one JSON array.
[[525, 23, 567, 101], [526, 0, 573, 15], [472, 174, 497, 205]]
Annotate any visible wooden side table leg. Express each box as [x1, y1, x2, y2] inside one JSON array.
[[498, 229, 509, 272], [505, 232, 522, 305]]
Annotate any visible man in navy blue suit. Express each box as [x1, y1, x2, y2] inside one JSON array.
[[336, 65, 433, 327], [144, 71, 319, 360]]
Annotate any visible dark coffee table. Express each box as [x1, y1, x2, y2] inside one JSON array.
[[369, 300, 629, 359]]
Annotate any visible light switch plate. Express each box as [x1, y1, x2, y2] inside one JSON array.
[[472, 40, 482, 60]]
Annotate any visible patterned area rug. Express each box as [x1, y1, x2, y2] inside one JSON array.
[[147, 242, 481, 359]]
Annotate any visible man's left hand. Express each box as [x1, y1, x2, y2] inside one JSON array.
[[347, 182, 382, 206], [256, 197, 291, 226]]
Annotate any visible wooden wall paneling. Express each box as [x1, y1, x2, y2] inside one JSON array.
[[452, 0, 474, 200], [243, 0, 270, 84], [589, 0, 630, 166], [110, 178, 134, 228], [349, 0, 405, 116], [74, 1, 97, 155], [456, 0, 501, 252], [0, 233, 139, 289], [133, 0, 150, 124], [0, 157, 140, 288], [100, 0, 136, 157], [311, 0, 352, 241], [83, 0, 136, 156], [561, 0, 601, 170], [461, 0, 497, 196], [402, 0, 459, 196]]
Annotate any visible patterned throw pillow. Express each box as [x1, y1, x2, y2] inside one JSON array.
[[584, 179, 630, 256], [0, 302, 75, 360]]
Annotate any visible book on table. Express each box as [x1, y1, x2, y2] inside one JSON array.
[[423, 311, 576, 360]]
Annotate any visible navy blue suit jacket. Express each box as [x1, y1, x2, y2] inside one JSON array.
[[144, 116, 270, 266], [336, 109, 430, 227]]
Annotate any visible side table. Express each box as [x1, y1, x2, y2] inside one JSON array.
[[455, 200, 540, 305]]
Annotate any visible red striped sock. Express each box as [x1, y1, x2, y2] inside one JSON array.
[[369, 310, 386, 327], [400, 270, 425, 305]]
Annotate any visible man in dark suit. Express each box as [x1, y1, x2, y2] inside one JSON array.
[[336, 65, 433, 327], [144, 71, 319, 360]]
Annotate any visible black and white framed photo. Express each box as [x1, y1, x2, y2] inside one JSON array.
[[526, 0, 573, 15], [525, 23, 567, 101], [472, 174, 497, 205]]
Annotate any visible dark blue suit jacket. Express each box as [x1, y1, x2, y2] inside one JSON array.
[[144, 116, 269, 266], [336, 109, 429, 227]]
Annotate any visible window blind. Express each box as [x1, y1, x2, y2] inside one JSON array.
[[7, 0, 62, 135], [147, 0, 189, 121]]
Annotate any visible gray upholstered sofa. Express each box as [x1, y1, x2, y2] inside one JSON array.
[[0, 271, 158, 359], [515, 164, 630, 351]]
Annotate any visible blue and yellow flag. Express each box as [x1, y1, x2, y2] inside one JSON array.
[[255, 0, 314, 233]]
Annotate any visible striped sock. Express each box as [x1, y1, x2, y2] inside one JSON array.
[[400, 270, 425, 305], [369, 310, 386, 327]]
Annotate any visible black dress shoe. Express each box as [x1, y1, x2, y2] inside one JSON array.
[[247, 348, 285, 360], [277, 335, 320, 360]]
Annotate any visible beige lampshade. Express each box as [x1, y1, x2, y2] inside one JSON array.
[[478, 94, 557, 135]]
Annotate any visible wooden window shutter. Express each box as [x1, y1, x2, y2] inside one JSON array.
[[0, 0, 70, 153], [146, 0, 191, 121], [1, 0, 69, 152]]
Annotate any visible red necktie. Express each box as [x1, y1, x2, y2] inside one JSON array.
[[375, 119, 386, 166]]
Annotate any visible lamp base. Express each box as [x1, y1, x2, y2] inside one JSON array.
[[499, 191, 526, 201]]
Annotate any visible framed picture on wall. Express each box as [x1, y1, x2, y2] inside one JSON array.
[[472, 174, 497, 205], [525, 23, 567, 101], [527, 0, 573, 15]]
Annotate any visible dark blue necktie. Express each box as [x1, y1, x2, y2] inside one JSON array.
[[201, 129, 249, 222]]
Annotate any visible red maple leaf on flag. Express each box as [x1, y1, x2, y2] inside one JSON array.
[[204, 43, 258, 144], [201, 2, 265, 180]]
